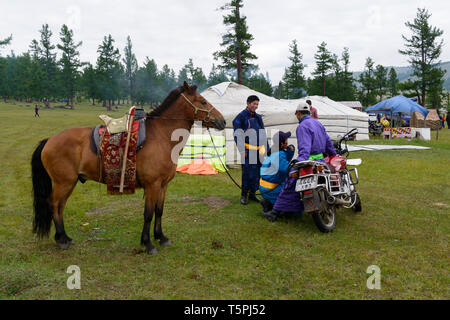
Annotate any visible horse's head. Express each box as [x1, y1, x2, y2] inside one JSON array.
[[180, 82, 226, 130]]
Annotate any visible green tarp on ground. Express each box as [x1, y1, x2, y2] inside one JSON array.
[[177, 134, 227, 173]]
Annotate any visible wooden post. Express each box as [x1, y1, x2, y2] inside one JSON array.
[[119, 107, 136, 193], [390, 111, 393, 139]]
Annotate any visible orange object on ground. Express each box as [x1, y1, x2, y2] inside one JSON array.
[[176, 159, 218, 175]]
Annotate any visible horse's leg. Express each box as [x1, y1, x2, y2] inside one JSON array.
[[154, 184, 171, 246], [51, 181, 77, 249], [141, 184, 160, 254]]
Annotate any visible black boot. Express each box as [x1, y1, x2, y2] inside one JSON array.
[[248, 191, 261, 203], [260, 198, 273, 213], [262, 209, 279, 222], [240, 190, 248, 205]]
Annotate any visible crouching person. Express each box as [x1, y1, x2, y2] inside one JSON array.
[[259, 131, 295, 219]]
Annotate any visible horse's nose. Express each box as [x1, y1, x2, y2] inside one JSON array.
[[214, 118, 226, 130]]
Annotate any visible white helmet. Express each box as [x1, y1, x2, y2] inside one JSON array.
[[296, 102, 311, 113]]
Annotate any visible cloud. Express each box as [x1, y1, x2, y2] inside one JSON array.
[[1, 0, 449, 85]]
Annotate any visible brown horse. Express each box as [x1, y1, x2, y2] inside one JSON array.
[[31, 82, 226, 254]]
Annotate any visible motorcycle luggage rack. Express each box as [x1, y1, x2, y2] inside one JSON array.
[[327, 173, 342, 194]]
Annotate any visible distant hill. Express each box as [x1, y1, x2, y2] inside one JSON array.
[[352, 61, 450, 91]]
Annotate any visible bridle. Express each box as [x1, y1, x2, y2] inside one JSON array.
[[180, 93, 215, 124]]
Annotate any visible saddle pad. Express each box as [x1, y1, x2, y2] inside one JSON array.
[[90, 119, 146, 155], [100, 129, 138, 195]]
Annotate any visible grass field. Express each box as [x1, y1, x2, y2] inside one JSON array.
[[0, 101, 448, 300]]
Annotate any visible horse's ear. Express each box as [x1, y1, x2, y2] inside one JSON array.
[[183, 81, 190, 91], [191, 85, 198, 93]]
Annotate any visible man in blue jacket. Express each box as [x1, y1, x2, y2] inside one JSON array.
[[259, 131, 295, 217], [233, 95, 267, 205], [266, 102, 336, 221]]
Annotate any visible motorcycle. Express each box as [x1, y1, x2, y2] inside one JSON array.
[[369, 120, 383, 136], [291, 128, 362, 233]]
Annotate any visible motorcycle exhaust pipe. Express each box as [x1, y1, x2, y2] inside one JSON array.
[[327, 195, 351, 205]]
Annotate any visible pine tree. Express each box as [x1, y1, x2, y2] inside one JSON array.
[[81, 63, 98, 105], [96, 34, 121, 110], [28, 40, 44, 102], [358, 57, 377, 106], [57, 24, 83, 108], [159, 64, 177, 95], [329, 53, 342, 100], [178, 59, 208, 91], [427, 67, 445, 108], [0, 35, 12, 101], [312, 42, 333, 97], [207, 64, 229, 87], [281, 40, 306, 99], [39, 24, 58, 105], [388, 68, 399, 97], [374, 64, 388, 101], [0, 34, 12, 48], [399, 8, 446, 107], [213, 0, 257, 84], [15, 53, 34, 101], [246, 72, 273, 96], [0, 53, 18, 102], [340, 47, 356, 100], [123, 36, 138, 105]]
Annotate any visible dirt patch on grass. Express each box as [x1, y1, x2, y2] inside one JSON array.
[[176, 195, 196, 205], [200, 196, 232, 208]]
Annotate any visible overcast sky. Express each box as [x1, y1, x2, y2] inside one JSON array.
[[1, 0, 449, 84]]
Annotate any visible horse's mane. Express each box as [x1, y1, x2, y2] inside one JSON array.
[[147, 85, 185, 118]]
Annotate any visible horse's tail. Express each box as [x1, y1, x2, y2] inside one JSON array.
[[31, 139, 53, 238]]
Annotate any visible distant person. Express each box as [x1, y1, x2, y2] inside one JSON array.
[[306, 100, 318, 119], [447, 113, 450, 129], [34, 104, 40, 117]]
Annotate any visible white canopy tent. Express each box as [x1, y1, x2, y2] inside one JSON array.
[[197, 82, 369, 166]]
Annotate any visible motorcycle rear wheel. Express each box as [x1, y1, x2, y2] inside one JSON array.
[[312, 205, 336, 233]]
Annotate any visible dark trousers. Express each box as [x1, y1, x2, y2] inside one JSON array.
[[241, 162, 260, 193]]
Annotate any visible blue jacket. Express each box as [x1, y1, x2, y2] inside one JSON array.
[[232, 108, 267, 154], [259, 148, 294, 204]]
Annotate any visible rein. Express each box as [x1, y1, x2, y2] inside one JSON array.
[[206, 128, 287, 197]]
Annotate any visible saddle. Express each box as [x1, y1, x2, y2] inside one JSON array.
[[90, 108, 147, 195], [90, 110, 147, 155]]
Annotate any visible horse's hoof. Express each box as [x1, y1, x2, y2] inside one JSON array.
[[58, 242, 71, 250], [146, 247, 158, 255], [160, 239, 172, 246]]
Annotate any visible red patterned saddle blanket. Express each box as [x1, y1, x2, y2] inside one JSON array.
[[99, 121, 140, 195]]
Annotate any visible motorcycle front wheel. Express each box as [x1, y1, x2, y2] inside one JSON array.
[[352, 193, 362, 212], [312, 205, 336, 233]]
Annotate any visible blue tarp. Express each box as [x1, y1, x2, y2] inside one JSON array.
[[366, 95, 429, 118]]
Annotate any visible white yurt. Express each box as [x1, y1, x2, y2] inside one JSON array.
[[195, 82, 368, 166]]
